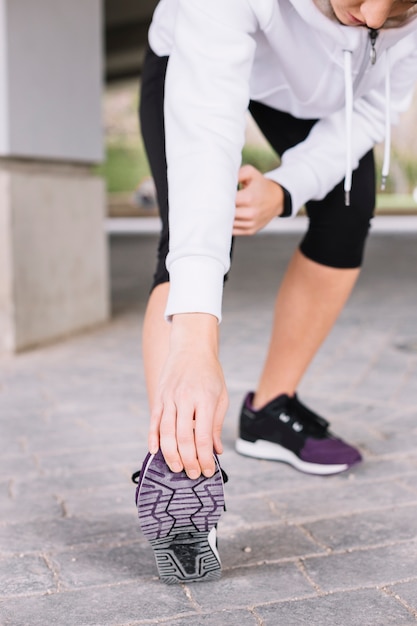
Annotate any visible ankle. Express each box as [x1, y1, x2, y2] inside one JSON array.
[[252, 389, 295, 411]]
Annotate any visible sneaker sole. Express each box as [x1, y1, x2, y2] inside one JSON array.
[[236, 438, 350, 475], [137, 452, 225, 584]]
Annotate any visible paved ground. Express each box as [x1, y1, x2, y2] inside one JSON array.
[[1, 217, 417, 626]]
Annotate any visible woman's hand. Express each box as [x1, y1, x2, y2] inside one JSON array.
[[148, 313, 228, 479], [234, 164, 284, 235]]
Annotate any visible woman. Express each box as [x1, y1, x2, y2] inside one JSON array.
[[135, 0, 417, 583]]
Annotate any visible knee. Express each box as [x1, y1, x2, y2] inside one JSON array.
[[300, 216, 372, 269]]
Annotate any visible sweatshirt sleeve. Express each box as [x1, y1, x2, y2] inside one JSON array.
[[265, 41, 417, 215], [163, 0, 258, 322]]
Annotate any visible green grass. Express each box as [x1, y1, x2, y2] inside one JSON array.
[[241, 144, 280, 173], [98, 141, 417, 213], [96, 141, 150, 193], [98, 141, 280, 194], [376, 193, 416, 211]]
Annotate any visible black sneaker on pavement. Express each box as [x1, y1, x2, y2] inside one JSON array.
[[236, 392, 362, 475], [132, 449, 227, 584]]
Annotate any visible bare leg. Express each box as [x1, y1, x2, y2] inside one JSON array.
[[253, 249, 360, 409], [142, 282, 171, 409]]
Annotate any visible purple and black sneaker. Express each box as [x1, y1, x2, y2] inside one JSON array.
[[132, 450, 226, 584], [236, 392, 362, 475]]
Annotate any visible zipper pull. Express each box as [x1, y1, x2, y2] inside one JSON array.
[[369, 28, 379, 65]]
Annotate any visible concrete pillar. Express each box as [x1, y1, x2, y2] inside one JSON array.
[[0, 0, 109, 353]]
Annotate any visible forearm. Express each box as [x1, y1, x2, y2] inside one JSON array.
[[148, 310, 227, 478]]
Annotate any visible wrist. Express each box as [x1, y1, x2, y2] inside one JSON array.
[[170, 313, 219, 353]]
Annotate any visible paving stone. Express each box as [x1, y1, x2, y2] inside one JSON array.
[[2, 414, 141, 455], [1, 230, 417, 624], [219, 524, 323, 568], [0, 581, 194, 626], [0, 555, 56, 596], [35, 444, 140, 475], [63, 483, 136, 518], [53, 542, 156, 588], [397, 476, 417, 497], [0, 514, 138, 555], [0, 490, 63, 526], [302, 337, 393, 397], [0, 454, 39, 479], [392, 377, 417, 407], [341, 458, 417, 482], [353, 351, 417, 405], [10, 466, 131, 500], [303, 504, 417, 551], [388, 580, 417, 613], [303, 541, 417, 591], [0, 387, 47, 413], [265, 479, 414, 523], [220, 494, 283, 531], [356, 398, 415, 424], [255, 588, 417, 626], [151, 609, 259, 626], [360, 411, 417, 457], [189, 562, 314, 611]]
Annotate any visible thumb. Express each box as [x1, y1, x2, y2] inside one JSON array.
[[238, 164, 257, 187]]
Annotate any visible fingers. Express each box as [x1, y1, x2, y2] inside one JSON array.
[[237, 163, 257, 186], [235, 187, 251, 208], [175, 400, 201, 479], [236, 164, 260, 200], [152, 391, 227, 479], [233, 206, 259, 235], [212, 389, 228, 455], [234, 172, 284, 235], [236, 165, 259, 207], [159, 402, 184, 473], [148, 401, 162, 454], [193, 387, 227, 475], [194, 407, 217, 477], [148, 316, 227, 480], [155, 400, 218, 478]]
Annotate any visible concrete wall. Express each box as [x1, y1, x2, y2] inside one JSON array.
[[0, 0, 103, 162], [0, 0, 109, 354], [0, 1, 9, 155], [0, 162, 109, 353]]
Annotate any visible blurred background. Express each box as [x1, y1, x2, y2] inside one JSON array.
[[103, 79, 417, 217], [101, 0, 417, 217]]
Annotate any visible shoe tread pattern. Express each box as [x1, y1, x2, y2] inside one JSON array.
[[137, 451, 224, 583]]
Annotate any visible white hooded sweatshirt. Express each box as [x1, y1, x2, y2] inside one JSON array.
[[147, 0, 417, 321]]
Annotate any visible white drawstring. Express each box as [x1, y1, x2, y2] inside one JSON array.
[[343, 49, 353, 206], [344, 35, 391, 202], [381, 49, 391, 190]]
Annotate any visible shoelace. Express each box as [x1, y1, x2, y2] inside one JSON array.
[[131, 470, 141, 484], [272, 397, 329, 437]]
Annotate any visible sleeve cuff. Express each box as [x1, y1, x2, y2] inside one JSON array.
[[165, 256, 226, 323], [265, 162, 320, 215], [279, 185, 292, 218]]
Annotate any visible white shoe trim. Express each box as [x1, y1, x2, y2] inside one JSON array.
[[235, 438, 348, 476], [137, 453, 155, 499], [207, 527, 220, 564]]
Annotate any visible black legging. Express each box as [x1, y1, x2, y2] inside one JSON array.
[[140, 47, 376, 290]]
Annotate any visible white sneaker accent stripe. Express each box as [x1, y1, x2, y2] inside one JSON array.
[[235, 438, 348, 476], [208, 527, 220, 564]]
